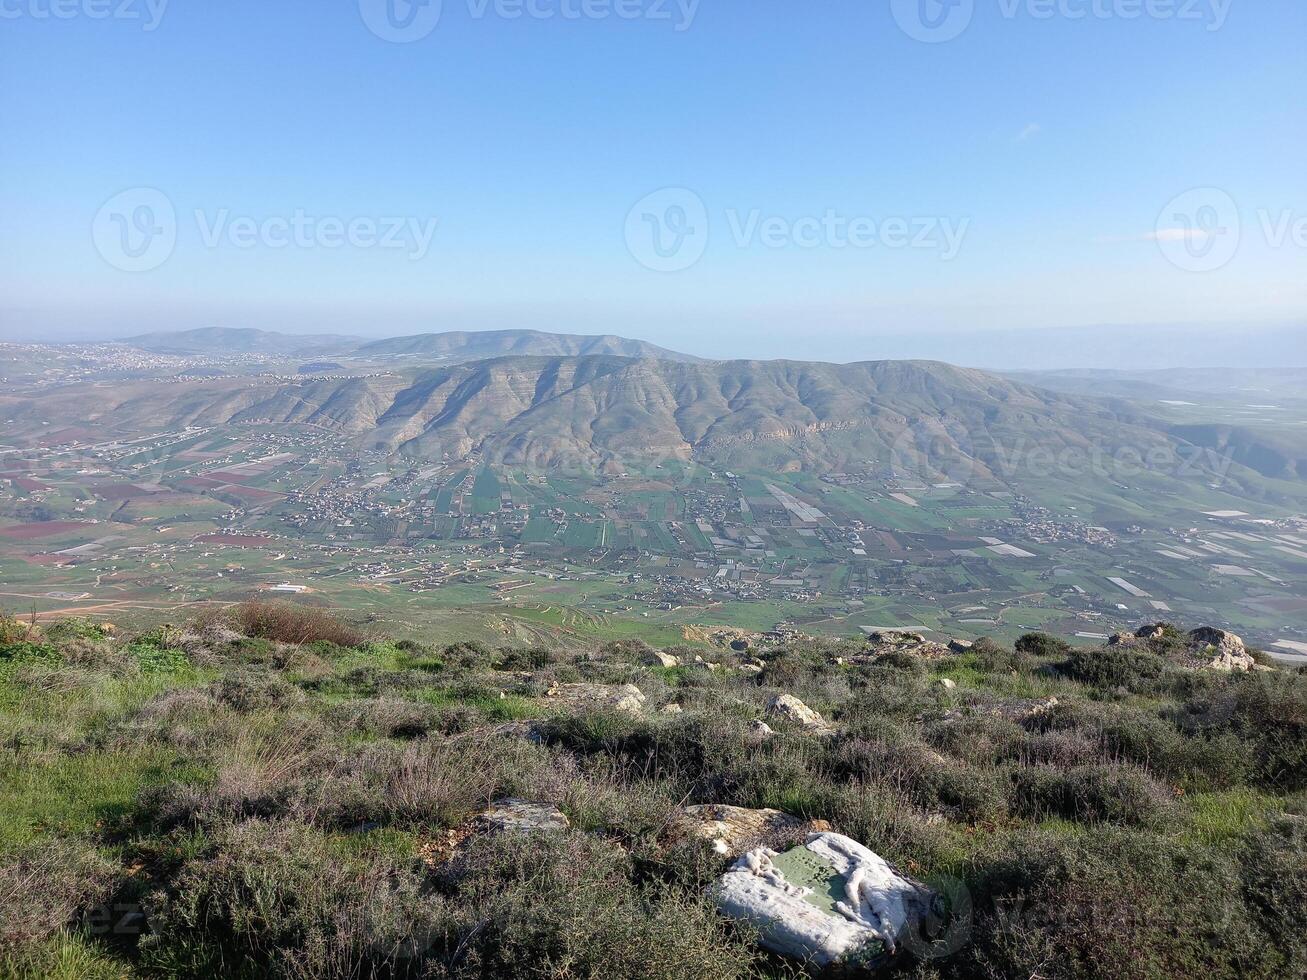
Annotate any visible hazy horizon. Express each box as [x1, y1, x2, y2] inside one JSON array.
[[3, 3, 1304, 364], [1, 319, 1303, 372]]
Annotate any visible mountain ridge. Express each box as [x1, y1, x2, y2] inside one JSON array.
[[9, 353, 1269, 491]]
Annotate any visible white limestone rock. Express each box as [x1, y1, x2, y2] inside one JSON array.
[[715, 832, 936, 968], [765, 694, 835, 735]]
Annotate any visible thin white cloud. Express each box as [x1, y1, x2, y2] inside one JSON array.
[[1015, 122, 1041, 142]]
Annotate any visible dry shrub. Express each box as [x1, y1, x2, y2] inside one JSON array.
[[228, 601, 364, 648], [382, 737, 505, 826], [0, 610, 38, 646], [140, 818, 446, 980], [300, 734, 535, 830], [0, 839, 117, 949], [152, 715, 330, 825], [328, 697, 442, 740]]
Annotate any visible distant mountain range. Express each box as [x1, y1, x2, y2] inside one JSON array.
[[10, 352, 1293, 494], [8, 329, 1295, 492], [355, 330, 699, 362], [121, 327, 699, 364]]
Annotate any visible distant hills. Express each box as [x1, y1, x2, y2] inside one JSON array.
[[122, 327, 363, 356], [25, 329, 1303, 491], [355, 330, 700, 363], [120, 327, 700, 364], [7, 352, 1234, 484]]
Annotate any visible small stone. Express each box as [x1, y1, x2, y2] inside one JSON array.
[[660, 703, 684, 715], [747, 720, 775, 741], [937, 678, 957, 691], [679, 804, 813, 857], [478, 799, 570, 834]]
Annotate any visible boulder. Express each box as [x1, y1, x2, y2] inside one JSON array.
[[715, 832, 938, 969], [937, 678, 957, 692], [1189, 627, 1254, 671], [544, 682, 647, 716], [947, 639, 973, 654], [660, 702, 684, 715], [1134, 623, 1170, 640], [478, 799, 570, 834], [645, 651, 681, 668], [747, 720, 775, 741], [766, 694, 835, 735]]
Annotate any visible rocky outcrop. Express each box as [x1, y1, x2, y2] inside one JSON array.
[[714, 832, 938, 969], [1189, 627, 1255, 672], [543, 682, 647, 715]]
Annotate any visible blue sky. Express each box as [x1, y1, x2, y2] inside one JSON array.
[[1, 0, 1303, 364]]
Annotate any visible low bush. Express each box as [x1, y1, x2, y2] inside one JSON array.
[[1015, 632, 1072, 658], [227, 601, 364, 648], [1180, 671, 1307, 790], [1010, 763, 1171, 825], [0, 839, 118, 948], [969, 638, 1035, 674], [955, 828, 1283, 980], [1060, 646, 1174, 691]]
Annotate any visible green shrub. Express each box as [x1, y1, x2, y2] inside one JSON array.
[[140, 818, 442, 978], [956, 828, 1280, 980], [969, 638, 1035, 674], [40, 619, 111, 643], [927, 715, 1027, 765], [0, 640, 62, 668], [1061, 646, 1174, 691], [1015, 632, 1072, 658], [1238, 817, 1307, 975], [1010, 764, 1170, 825], [440, 831, 755, 979], [1180, 672, 1307, 790]]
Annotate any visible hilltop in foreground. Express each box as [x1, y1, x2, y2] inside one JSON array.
[[2, 605, 1304, 979]]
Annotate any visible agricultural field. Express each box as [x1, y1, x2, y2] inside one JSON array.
[[2, 414, 1307, 659]]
